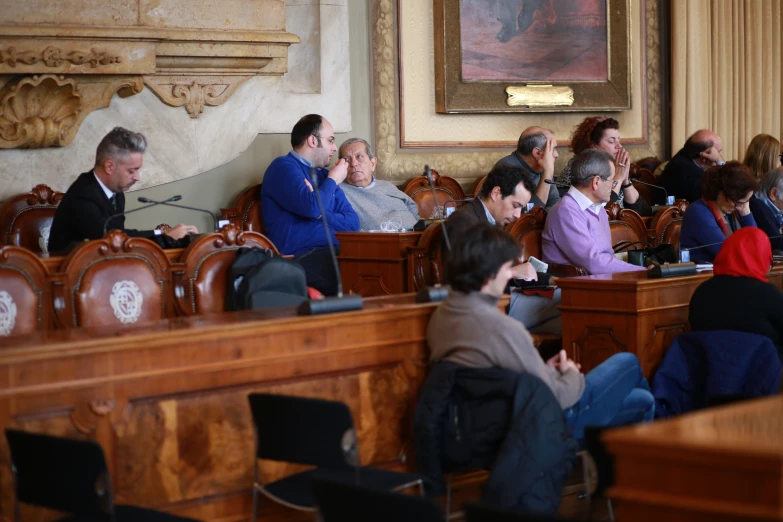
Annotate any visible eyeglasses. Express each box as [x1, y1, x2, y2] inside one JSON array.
[[314, 135, 336, 145], [596, 175, 618, 188]]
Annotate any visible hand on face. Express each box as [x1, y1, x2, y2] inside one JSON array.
[[615, 148, 631, 182], [327, 158, 348, 184], [541, 137, 557, 178], [700, 146, 724, 165]]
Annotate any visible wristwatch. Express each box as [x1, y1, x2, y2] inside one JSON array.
[[621, 182, 633, 189]]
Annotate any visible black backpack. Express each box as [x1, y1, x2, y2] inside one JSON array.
[[226, 247, 309, 311]]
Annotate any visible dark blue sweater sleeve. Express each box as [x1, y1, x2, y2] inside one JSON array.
[[326, 183, 360, 232], [265, 160, 337, 220], [681, 203, 727, 261]]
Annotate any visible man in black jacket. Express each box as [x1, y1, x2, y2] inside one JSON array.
[[750, 166, 783, 252], [657, 129, 725, 203], [446, 164, 561, 333], [48, 127, 197, 253]]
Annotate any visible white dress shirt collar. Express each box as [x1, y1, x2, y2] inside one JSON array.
[[479, 198, 496, 225], [567, 186, 605, 215], [93, 171, 115, 199]]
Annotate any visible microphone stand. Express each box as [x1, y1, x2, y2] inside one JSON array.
[[630, 178, 672, 205], [424, 165, 451, 251], [103, 202, 162, 236], [137, 196, 219, 232], [297, 168, 363, 315], [414, 165, 452, 303]]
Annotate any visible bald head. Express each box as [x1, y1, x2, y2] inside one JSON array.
[[516, 126, 555, 156], [683, 128, 723, 167]]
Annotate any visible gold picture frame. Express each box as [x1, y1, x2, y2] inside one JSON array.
[[434, 0, 632, 113]]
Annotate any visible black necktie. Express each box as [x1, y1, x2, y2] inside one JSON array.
[[110, 194, 117, 212]]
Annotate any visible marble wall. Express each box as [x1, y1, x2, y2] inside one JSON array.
[[0, 0, 351, 202]]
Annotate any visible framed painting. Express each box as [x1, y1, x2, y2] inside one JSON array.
[[434, 0, 632, 113]]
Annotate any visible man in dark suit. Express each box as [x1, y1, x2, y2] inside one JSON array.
[[445, 164, 562, 334], [750, 167, 783, 252], [48, 127, 197, 253], [657, 129, 725, 204]]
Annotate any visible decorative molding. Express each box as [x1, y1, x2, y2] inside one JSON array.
[[0, 46, 122, 69], [144, 76, 250, 119], [371, 0, 664, 184], [0, 74, 143, 149]]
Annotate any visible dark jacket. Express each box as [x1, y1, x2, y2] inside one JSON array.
[[749, 195, 783, 251], [690, 275, 783, 351], [414, 363, 578, 515], [658, 150, 705, 203], [679, 199, 757, 263], [49, 172, 154, 254], [652, 331, 782, 418], [445, 198, 549, 287]]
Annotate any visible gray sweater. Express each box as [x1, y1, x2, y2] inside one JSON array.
[[427, 291, 585, 408], [341, 179, 420, 231]]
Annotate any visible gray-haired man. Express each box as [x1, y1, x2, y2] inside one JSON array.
[[493, 126, 560, 210], [338, 138, 420, 231], [49, 127, 197, 253]]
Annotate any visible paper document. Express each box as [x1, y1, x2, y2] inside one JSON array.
[[527, 256, 548, 273]]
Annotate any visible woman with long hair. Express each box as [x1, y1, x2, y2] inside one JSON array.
[[558, 117, 643, 212], [743, 133, 782, 181]]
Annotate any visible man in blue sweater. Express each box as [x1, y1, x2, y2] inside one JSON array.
[[261, 114, 360, 295]]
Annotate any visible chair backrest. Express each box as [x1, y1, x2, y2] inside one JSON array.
[[605, 203, 646, 250], [403, 170, 466, 220], [313, 480, 444, 522], [220, 184, 264, 234], [247, 393, 355, 470], [53, 230, 173, 328], [634, 157, 662, 174], [464, 502, 561, 522], [173, 224, 280, 315], [409, 222, 445, 290], [5, 429, 113, 518], [0, 185, 64, 253], [651, 205, 686, 249], [505, 206, 546, 261], [471, 175, 487, 198], [0, 246, 53, 337]]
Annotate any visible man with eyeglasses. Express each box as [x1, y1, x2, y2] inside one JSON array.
[[261, 114, 359, 296], [542, 149, 646, 274]]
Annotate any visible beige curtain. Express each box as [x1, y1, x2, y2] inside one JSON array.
[[671, 0, 783, 161]]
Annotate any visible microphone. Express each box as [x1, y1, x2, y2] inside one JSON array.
[[425, 165, 451, 251], [544, 179, 570, 188], [630, 178, 672, 205], [137, 196, 219, 232], [297, 168, 363, 315], [102, 198, 174, 235]]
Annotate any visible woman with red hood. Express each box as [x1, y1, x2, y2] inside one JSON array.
[[689, 227, 783, 356]]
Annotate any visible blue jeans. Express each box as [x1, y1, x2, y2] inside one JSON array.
[[564, 352, 654, 440]]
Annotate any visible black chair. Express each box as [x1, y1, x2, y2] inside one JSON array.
[[313, 479, 444, 522], [464, 503, 563, 522], [247, 393, 425, 521], [5, 429, 201, 522]]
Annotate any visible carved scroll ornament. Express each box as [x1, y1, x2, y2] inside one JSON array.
[[143, 76, 249, 119], [0, 46, 122, 68], [0, 74, 143, 149]]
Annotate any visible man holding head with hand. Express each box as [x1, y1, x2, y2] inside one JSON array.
[[261, 114, 360, 296], [49, 127, 198, 254]]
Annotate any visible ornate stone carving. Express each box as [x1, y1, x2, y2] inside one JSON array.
[[0, 74, 143, 149], [0, 46, 122, 68], [371, 0, 664, 183], [144, 76, 249, 119]]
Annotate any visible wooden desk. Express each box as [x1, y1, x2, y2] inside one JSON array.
[[558, 266, 783, 378], [0, 298, 434, 522], [336, 231, 422, 297], [605, 396, 783, 521]]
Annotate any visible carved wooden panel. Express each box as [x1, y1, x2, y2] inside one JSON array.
[[336, 231, 421, 297], [571, 326, 628, 372], [220, 184, 264, 234], [402, 170, 466, 220]]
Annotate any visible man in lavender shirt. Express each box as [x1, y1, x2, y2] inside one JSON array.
[[542, 149, 646, 274]]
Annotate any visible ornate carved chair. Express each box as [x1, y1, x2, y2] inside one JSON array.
[[172, 224, 280, 315], [505, 207, 587, 277], [53, 231, 174, 329], [220, 184, 265, 234], [633, 156, 662, 174], [407, 222, 445, 291], [0, 184, 64, 253], [470, 175, 487, 198], [629, 168, 659, 207], [606, 203, 647, 251], [0, 246, 53, 337], [650, 205, 687, 251], [403, 170, 466, 220]]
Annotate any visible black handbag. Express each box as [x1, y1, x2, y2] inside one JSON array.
[[613, 241, 678, 267]]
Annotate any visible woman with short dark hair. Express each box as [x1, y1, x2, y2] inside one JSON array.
[[679, 162, 758, 263]]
